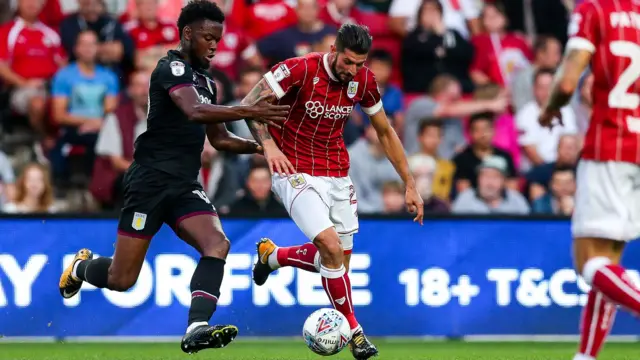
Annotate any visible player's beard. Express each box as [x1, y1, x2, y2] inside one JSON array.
[[331, 55, 351, 83]]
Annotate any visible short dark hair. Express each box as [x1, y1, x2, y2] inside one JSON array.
[[177, 0, 226, 38], [369, 49, 393, 66], [533, 67, 556, 84], [468, 112, 495, 131], [533, 35, 557, 54], [552, 165, 576, 177], [335, 23, 372, 55], [419, 118, 443, 135]]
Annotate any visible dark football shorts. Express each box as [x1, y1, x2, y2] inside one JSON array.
[[117, 162, 217, 239]]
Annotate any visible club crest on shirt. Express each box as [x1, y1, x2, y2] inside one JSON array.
[[347, 81, 358, 99], [170, 61, 185, 76], [288, 174, 306, 189], [132, 212, 147, 230]]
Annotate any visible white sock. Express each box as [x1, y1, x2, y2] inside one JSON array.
[[72, 260, 82, 279], [186, 321, 208, 334], [573, 354, 595, 360], [267, 248, 281, 270]]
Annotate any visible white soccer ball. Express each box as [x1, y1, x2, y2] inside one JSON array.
[[302, 308, 352, 356]]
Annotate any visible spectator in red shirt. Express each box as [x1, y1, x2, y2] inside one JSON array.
[[237, 0, 297, 41], [469, 3, 532, 88], [0, 0, 66, 135], [208, 0, 262, 81], [319, 0, 365, 29], [123, 0, 180, 71]]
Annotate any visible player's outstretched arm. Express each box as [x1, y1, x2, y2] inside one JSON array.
[[169, 85, 290, 125], [240, 78, 277, 146], [206, 124, 262, 154], [241, 78, 297, 175], [539, 48, 592, 128], [369, 109, 424, 224]]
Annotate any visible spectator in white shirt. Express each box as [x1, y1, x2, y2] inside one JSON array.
[[388, 0, 481, 39], [516, 68, 577, 172]]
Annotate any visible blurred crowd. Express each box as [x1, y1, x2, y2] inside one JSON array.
[[0, 0, 589, 216]]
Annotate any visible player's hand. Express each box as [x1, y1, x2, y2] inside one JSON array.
[[263, 143, 296, 176], [249, 93, 290, 129], [405, 185, 424, 225], [538, 107, 563, 129]]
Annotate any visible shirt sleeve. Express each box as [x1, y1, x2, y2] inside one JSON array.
[[156, 58, 194, 93], [106, 70, 120, 96], [360, 70, 383, 116], [51, 69, 70, 97], [566, 2, 599, 53], [263, 56, 308, 99]]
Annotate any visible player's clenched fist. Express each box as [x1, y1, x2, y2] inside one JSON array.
[[262, 141, 296, 176], [405, 185, 424, 225]]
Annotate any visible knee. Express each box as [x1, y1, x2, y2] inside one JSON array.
[[107, 271, 137, 292], [199, 232, 230, 258], [29, 96, 46, 114], [314, 232, 343, 266]]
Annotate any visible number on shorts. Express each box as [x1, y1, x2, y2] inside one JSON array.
[[192, 190, 211, 204], [608, 41, 640, 111]]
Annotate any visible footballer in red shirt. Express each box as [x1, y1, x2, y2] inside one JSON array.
[[539, 1, 640, 359], [246, 24, 424, 359]]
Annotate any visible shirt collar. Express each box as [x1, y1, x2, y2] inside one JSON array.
[[322, 53, 339, 82]]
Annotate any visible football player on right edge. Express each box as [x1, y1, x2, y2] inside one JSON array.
[[539, 1, 640, 359], [243, 24, 424, 359]]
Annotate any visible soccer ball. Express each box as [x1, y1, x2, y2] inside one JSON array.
[[302, 308, 352, 356]]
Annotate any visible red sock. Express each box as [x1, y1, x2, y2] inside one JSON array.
[[592, 264, 640, 314], [274, 243, 319, 272], [576, 290, 617, 359], [320, 265, 359, 331]]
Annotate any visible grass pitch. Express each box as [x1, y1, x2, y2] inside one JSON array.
[[1, 340, 640, 360]]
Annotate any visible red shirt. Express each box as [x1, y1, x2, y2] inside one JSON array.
[[264, 52, 382, 177], [211, 27, 257, 81], [568, 0, 640, 164], [470, 33, 532, 86], [0, 18, 64, 80], [241, 0, 297, 40], [123, 19, 179, 50]]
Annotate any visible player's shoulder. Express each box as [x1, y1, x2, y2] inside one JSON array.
[[154, 51, 192, 77], [282, 52, 321, 67], [574, 0, 614, 14], [354, 65, 377, 85]]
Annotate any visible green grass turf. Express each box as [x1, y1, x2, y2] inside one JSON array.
[[1, 341, 640, 360]]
